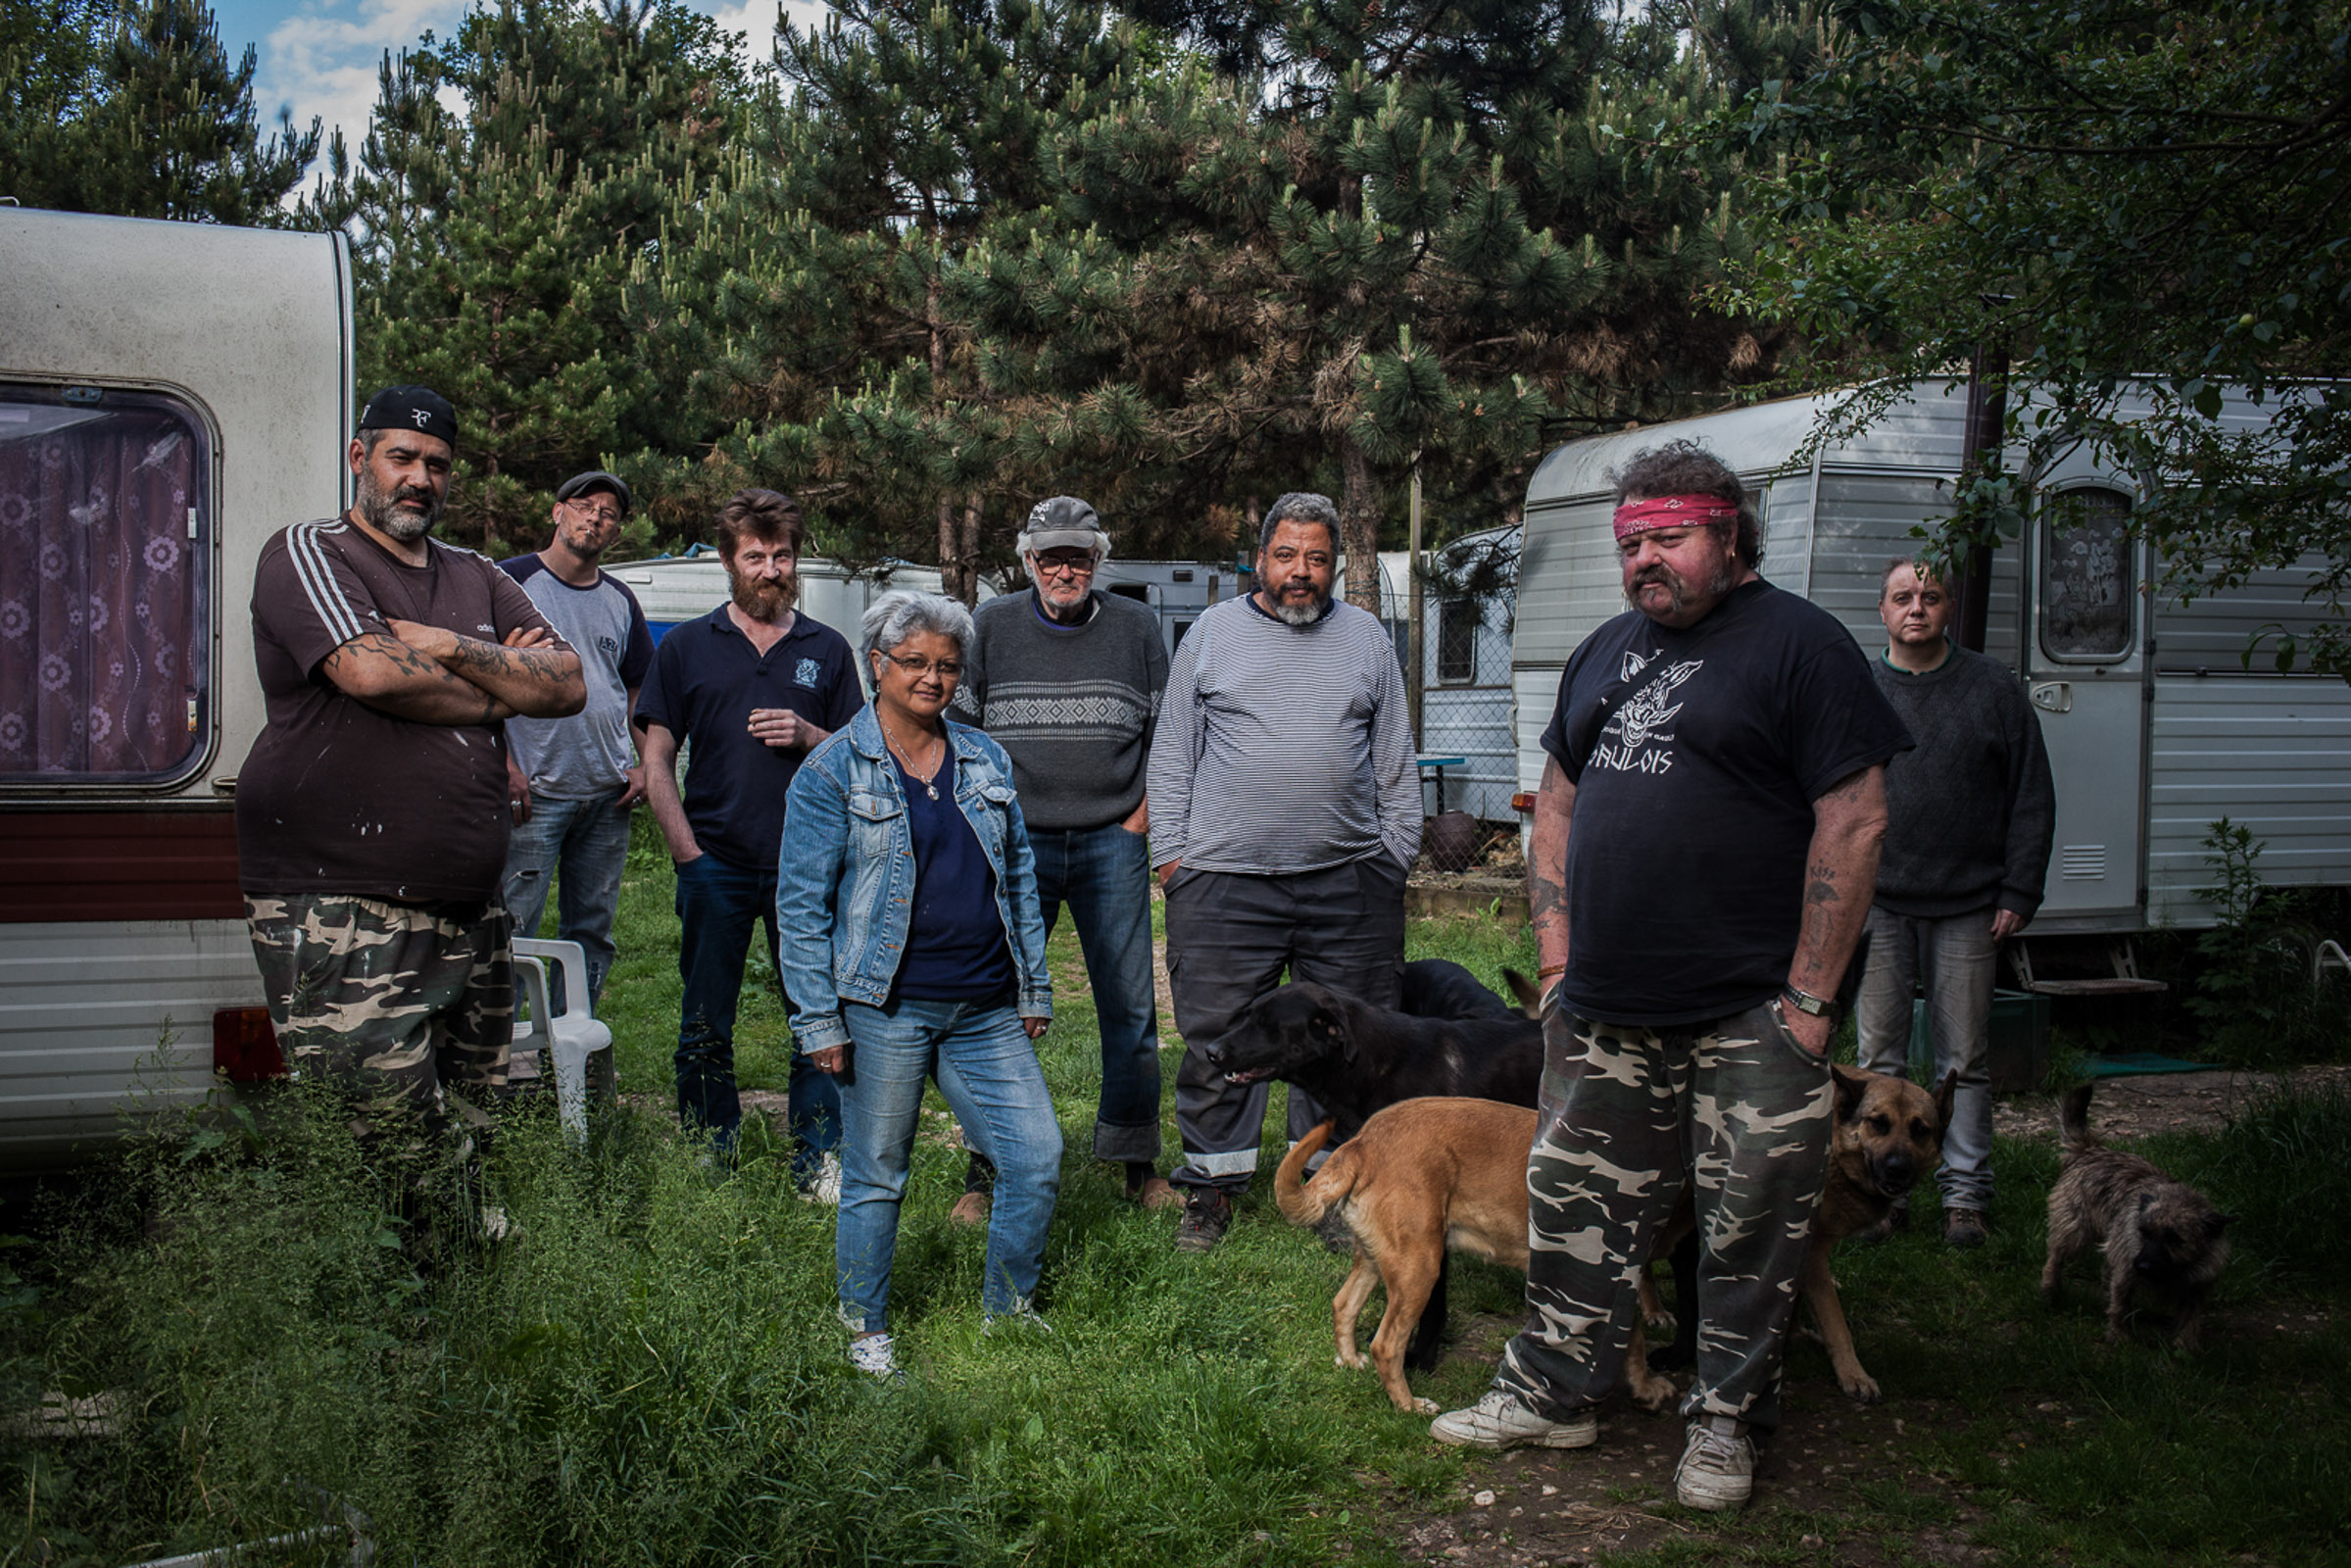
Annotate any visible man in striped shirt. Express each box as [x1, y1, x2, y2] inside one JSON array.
[[237, 386, 585, 1152], [1148, 492, 1422, 1251]]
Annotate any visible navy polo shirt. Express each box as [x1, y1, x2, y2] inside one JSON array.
[[633, 606, 864, 872], [892, 746, 1016, 1001]]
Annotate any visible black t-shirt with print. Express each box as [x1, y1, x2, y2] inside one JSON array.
[[1540, 579, 1912, 1028]]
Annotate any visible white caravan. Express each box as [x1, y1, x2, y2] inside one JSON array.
[[1512, 382, 2351, 936], [0, 209, 354, 1170]]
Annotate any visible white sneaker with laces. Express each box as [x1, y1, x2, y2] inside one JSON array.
[[800, 1152, 843, 1205], [1675, 1413, 1754, 1510], [1428, 1390, 1599, 1450], [846, 1333, 899, 1378]]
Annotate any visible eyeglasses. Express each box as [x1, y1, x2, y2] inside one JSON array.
[[879, 651, 964, 680], [1034, 555, 1098, 578], [564, 499, 624, 526]]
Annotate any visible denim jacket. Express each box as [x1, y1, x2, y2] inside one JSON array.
[[776, 704, 1053, 1052]]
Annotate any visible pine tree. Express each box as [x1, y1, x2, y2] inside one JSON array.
[[349, 0, 746, 553], [2, 0, 319, 222]]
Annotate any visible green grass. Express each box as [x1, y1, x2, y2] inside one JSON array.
[[0, 844, 2344, 1566]]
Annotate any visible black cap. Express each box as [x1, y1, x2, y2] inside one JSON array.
[[1021, 495, 1105, 553], [357, 385, 458, 448], [556, 470, 632, 515]]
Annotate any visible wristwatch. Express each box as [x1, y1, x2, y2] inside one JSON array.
[[1779, 985, 1841, 1025]]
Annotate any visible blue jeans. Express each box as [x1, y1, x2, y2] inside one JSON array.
[[1854, 905, 1998, 1211], [836, 996, 1063, 1329], [500, 792, 632, 1010], [1029, 822, 1161, 1162], [674, 852, 840, 1172]]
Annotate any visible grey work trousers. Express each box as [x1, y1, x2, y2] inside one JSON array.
[[1164, 857, 1407, 1193], [1853, 904, 1999, 1211]]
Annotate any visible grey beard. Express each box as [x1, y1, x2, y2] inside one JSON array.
[[356, 472, 443, 540], [1271, 592, 1330, 626], [1627, 559, 1738, 617]]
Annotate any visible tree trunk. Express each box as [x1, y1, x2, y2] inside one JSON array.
[[955, 493, 983, 606], [1342, 435, 1381, 614]]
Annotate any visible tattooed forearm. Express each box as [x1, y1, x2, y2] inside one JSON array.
[[321, 632, 520, 725], [1789, 768, 1886, 997], [1528, 755, 1576, 970], [434, 632, 586, 718]]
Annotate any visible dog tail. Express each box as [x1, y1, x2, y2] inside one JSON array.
[[1274, 1120, 1347, 1227], [2059, 1083, 2098, 1154]]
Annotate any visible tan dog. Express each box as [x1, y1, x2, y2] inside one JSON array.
[[1274, 1097, 1681, 1415], [1631, 1063, 1956, 1403]]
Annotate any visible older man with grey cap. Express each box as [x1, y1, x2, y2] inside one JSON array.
[[951, 497, 1174, 1216], [496, 470, 657, 1010], [1147, 491, 1421, 1250]]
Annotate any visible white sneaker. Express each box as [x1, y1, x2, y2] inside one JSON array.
[[799, 1152, 842, 1205], [982, 1307, 1054, 1339], [1429, 1390, 1598, 1450], [846, 1333, 899, 1378], [1675, 1413, 1754, 1510]]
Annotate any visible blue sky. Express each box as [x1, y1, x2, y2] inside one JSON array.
[[217, 0, 826, 162]]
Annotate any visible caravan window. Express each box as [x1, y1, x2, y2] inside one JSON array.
[[1437, 598, 1479, 684], [0, 385, 211, 783], [2038, 487, 2134, 662]]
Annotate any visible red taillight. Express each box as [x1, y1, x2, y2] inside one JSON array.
[[213, 1006, 284, 1083], [1510, 792, 1538, 813]]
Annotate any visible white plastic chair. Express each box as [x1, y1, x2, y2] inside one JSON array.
[[513, 938, 615, 1141]]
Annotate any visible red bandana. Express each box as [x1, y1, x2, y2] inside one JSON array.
[[1612, 494, 1740, 542]]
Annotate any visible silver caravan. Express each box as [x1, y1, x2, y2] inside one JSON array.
[[1512, 383, 2351, 935], [0, 209, 354, 1170]]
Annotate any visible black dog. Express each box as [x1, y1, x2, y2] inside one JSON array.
[[1398, 958, 1519, 1021], [1205, 980, 1543, 1372]]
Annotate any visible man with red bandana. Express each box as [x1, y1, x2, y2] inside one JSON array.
[[1431, 440, 1911, 1513]]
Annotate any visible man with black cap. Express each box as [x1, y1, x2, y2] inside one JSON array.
[[950, 497, 1173, 1218], [237, 386, 586, 1155], [495, 471, 657, 1011]]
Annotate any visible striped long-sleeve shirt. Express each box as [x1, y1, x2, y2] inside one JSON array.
[[1147, 594, 1421, 874]]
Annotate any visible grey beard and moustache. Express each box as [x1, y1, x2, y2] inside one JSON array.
[[1627, 553, 1739, 618], [729, 566, 798, 619], [355, 468, 445, 541], [1269, 580, 1330, 626]]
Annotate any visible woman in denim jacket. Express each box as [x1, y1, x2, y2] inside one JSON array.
[[777, 590, 1059, 1378]]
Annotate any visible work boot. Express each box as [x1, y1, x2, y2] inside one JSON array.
[[1126, 1161, 1182, 1210], [1173, 1189, 1233, 1252], [1429, 1390, 1599, 1450], [1675, 1414, 1754, 1511], [1944, 1206, 1989, 1250]]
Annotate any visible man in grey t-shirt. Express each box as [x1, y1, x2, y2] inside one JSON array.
[[499, 470, 656, 1007], [1148, 491, 1421, 1251]]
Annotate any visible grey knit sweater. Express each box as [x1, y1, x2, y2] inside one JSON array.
[[1871, 642, 2056, 919], [952, 589, 1167, 831]]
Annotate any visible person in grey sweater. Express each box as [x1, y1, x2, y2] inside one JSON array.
[[1854, 559, 2055, 1248], [1147, 492, 1422, 1251], [952, 497, 1175, 1214]]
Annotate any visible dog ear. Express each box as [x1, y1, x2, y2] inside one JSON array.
[[1831, 1063, 1868, 1121], [1502, 967, 1543, 1018], [1934, 1068, 1959, 1131], [1310, 1006, 1353, 1061]]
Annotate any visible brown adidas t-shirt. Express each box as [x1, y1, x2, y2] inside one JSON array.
[[235, 516, 563, 905]]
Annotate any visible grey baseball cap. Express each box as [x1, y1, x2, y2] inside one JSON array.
[[1021, 495, 1105, 554]]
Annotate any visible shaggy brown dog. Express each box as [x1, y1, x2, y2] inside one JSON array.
[[1632, 1063, 1956, 1403], [1274, 1098, 1686, 1415], [2040, 1084, 2231, 1350]]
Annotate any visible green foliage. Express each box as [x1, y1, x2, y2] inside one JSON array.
[[2175, 1080, 2351, 1295], [0, 0, 320, 222], [1705, 0, 2351, 681], [2188, 818, 2344, 1068]]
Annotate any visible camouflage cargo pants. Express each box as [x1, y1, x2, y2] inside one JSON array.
[[1493, 999, 1832, 1432], [245, 893, 514, 1140]]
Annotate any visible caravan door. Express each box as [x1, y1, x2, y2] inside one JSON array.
[[2024, 479, 2150, 926]]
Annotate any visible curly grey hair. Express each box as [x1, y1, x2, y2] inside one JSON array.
[[860, 589, 974, 666], [1258, 491, 1341, 556]]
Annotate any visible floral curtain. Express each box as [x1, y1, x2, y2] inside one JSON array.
[[0, 404, 205, 779]]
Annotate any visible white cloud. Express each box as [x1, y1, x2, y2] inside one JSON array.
[[709, 0, 828, 60], [256, 0, 466, 157]]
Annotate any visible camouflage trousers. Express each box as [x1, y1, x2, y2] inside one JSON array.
[[245, 893, 514, 1143], [1493, 999, 1832, 1432]]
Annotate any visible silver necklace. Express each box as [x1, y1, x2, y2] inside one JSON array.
[[881, 715, 945, 800]]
